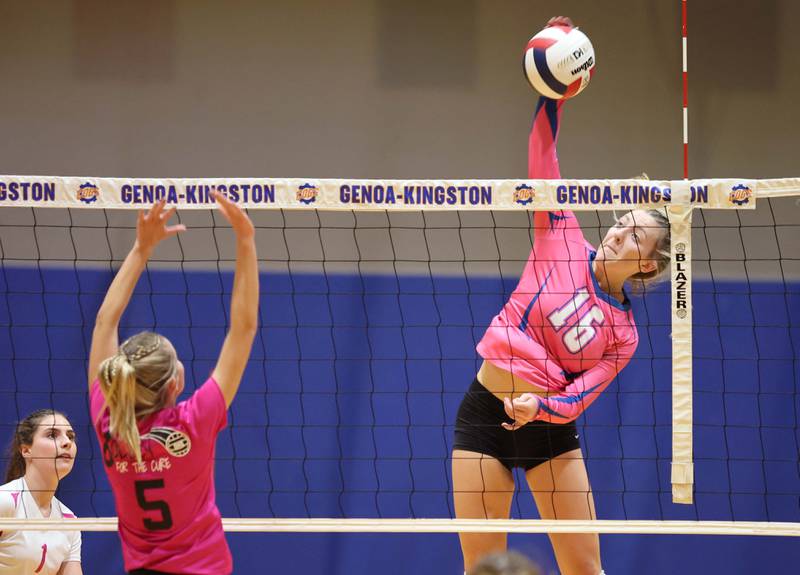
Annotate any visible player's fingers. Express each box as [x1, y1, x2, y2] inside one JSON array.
[[503, 397, 516, 420], [547, 16, 574, 28], [161, 206, 178, 222], [213, 195, 232, 220], [150, 198, 166, 218], [213, 191, 234, 215], [164, 225, 187, 237], [222, 195, 246, 219], [213, 189, 232, 206]]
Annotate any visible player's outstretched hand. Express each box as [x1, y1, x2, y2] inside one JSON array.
[[136, 199, 186, 253], [502, 393, 541, 431], [546, 16, 574, 29], [214, 190, 255, 240]]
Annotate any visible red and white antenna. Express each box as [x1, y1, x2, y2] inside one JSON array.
[[682, 0, 689, 179]]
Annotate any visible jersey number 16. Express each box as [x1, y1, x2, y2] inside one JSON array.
[[546, 288, 605, 353]]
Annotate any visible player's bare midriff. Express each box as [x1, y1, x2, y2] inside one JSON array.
[[476, 360, 550, 403]]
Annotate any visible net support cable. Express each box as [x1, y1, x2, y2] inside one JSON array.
[[0, 518, 798, 536]]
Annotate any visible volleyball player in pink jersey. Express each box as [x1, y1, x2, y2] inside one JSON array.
[[87, 192, 258, 575], [452, 17, 672, 575]]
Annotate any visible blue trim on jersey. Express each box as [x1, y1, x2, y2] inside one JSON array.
[[534, 96, 545, 120], [534, 96, 560, 142], [588, 250, 631, 311], [538, 381, 605, 419], [544, 97, 560, 140], [518, 266, 555, 333], [548, 381, 604, 404], [537, 402, 563, 418], [561, 369, 584, 382], [548, 211, 569, 231]]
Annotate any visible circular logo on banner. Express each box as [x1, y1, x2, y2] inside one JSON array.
[[513, 184, 535, 206], [675, 243, 686, 254], [676, 309, 687, 319], [728, 184, 752, 206], [77, 182, 100, 204], [296, 183, 319, 205]]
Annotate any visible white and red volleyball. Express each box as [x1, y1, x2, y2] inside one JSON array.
[[523, 25, 595, 100]]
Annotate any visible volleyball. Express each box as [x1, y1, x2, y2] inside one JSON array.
[[523, 24, 595, 99]]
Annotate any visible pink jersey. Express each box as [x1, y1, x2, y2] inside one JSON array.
[[90, 377, 232, 574], [476, 98, 639, 423]]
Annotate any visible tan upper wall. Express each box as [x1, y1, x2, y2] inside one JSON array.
[[0, 1, 797, 280], [0, 0, 797, 180]]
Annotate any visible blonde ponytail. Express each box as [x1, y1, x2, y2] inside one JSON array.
[[99, 353, 144, 462], [628, 208, 671, 293], [97, 332, 177, 463]]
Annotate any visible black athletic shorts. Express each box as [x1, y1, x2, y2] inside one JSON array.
[[453, 378, 581, 471]]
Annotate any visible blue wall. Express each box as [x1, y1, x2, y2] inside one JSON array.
[[1, 266, 798, 574]]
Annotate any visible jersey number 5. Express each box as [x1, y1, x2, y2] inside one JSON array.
[[135, 479, 174, 531]]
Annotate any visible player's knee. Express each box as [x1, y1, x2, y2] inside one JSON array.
[[574, 559, 602, 575], [484, 508, 510, 520], [460, 535, 506, 570], [561, 556, 601, 575]]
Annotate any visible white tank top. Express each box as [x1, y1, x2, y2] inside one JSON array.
[[0, 477, 81, 574]]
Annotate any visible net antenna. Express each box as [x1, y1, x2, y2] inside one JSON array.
[[673, 0, 693, 503]]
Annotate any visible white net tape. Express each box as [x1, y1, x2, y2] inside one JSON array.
[[0, 518, 799, 536], [1, 175, 798, 210]]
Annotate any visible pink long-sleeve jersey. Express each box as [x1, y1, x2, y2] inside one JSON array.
[[476, 98, 639, 423]]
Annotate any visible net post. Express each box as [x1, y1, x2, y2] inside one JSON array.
[[668, 181, 694, 504]]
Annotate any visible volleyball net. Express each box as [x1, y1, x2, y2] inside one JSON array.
[[0, 175, 799, 536]]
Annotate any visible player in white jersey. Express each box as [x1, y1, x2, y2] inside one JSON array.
[[0, 409, 82, 574]]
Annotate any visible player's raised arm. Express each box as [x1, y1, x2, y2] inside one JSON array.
[[211, 191, 259, 407], [87, 200, 185, 390], [527, 19, 585, 245]]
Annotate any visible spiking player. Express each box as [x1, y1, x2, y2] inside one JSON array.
[[452, 17, 672, 575], [87, 193, 258, 575]]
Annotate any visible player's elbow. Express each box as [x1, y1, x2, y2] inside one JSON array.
[[233, 320, 258, 339], [556, 412, 580, 424], [231, 314, 258, 341], [231, 302, 259, 333], [92, 312, 116, 334]]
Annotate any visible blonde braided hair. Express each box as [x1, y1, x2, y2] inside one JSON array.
[[98, 332, 177, 462]]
